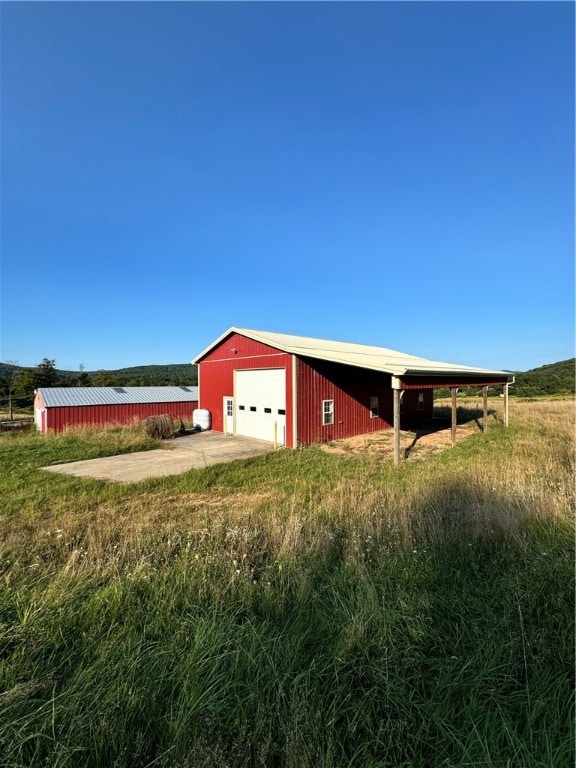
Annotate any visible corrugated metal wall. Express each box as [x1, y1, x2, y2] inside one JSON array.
[[198, 333, 443, 447], [295, 359, 439, 444], [198, 332, 294, 446], [296, 357, 395, 444], [400, 375, 509, 389], [400, 389, 434, 424], [45, 401, 198, 433]]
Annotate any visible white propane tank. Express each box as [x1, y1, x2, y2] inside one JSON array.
[[193, 409, 211, 431]]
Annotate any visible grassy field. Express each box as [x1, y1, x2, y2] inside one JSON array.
[[0, 400, 573, 767]]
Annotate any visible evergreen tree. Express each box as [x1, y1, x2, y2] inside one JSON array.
[[92, 370, 117, 386], [13, 359, 61, 406], [36, 359, 60, 388]]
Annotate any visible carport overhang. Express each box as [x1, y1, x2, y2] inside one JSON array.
[[192, 327, 513, 461], [390, 371, 515, 466]]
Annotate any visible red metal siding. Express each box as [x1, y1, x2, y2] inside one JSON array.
[[400, 375, 509, 389], [400, 389, 434, 424], [296, 357, 395, 445], [197, 332, 506, 448], [197, 332, 294, 446], [45, 401, 198, 433]]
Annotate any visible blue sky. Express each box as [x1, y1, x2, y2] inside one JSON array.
[[1, 1, 573, 373]]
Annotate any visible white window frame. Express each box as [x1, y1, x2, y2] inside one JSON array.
[[322, 399, 334, 426], [370, 395, 379, 418], [417, 392, 425, 410]]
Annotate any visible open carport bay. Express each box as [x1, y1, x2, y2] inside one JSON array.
[[42, 431, 275, 484]]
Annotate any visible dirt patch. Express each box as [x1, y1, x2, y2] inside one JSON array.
[[319, 417, 483, 462]]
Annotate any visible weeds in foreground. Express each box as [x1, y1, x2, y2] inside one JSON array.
[[0, 400, 573, 767]]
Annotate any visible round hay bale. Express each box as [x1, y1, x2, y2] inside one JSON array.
[[144, 414, 174, 440]]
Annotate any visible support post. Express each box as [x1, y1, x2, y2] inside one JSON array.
[[503, 383, 509, 427], [393, 386, 401, 467], [483, 386, 488, 432], [451, 387, 458, 446]]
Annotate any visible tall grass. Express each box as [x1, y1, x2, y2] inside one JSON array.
[[0, 400, 573, 767]]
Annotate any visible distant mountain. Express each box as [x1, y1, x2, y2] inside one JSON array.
[[513, 358, 574, 397], [1, 359, 573, 398], [0, 362, 197, 394], [61, 363, 197, 386], [0, 363, 19, 378]]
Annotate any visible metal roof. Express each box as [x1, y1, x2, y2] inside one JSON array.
[[193, 327, 510, 379], [37, 386, 198, 408]]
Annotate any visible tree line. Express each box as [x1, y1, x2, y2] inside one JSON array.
[[512, 358, 575, 397], [1, 356, 572, 415], [1, 359, 198, 412]]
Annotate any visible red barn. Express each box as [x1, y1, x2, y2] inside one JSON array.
[[193, 328, 511, 452], [34, 386, 198, 433]]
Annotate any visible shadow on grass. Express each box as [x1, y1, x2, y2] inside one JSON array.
[[403, 406, 499, 458], [1, 471, 573, 768]]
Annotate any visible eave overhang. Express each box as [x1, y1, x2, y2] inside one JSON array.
[[192, 327, 511, 382]]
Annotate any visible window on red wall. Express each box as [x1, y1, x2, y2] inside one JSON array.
[[322, 399, 334, 426], [417, 392, 425, 410], [370, 396, 379, 418]]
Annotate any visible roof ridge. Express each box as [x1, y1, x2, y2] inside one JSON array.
[[193, 327, 509, 377]]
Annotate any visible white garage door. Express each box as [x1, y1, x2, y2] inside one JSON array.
[[235, 368, 286, 445]]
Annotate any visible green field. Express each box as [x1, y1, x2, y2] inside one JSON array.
[[1, 400, 573, 767]]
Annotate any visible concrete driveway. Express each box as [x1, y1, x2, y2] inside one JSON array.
[[42, 431, 276, 483]]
